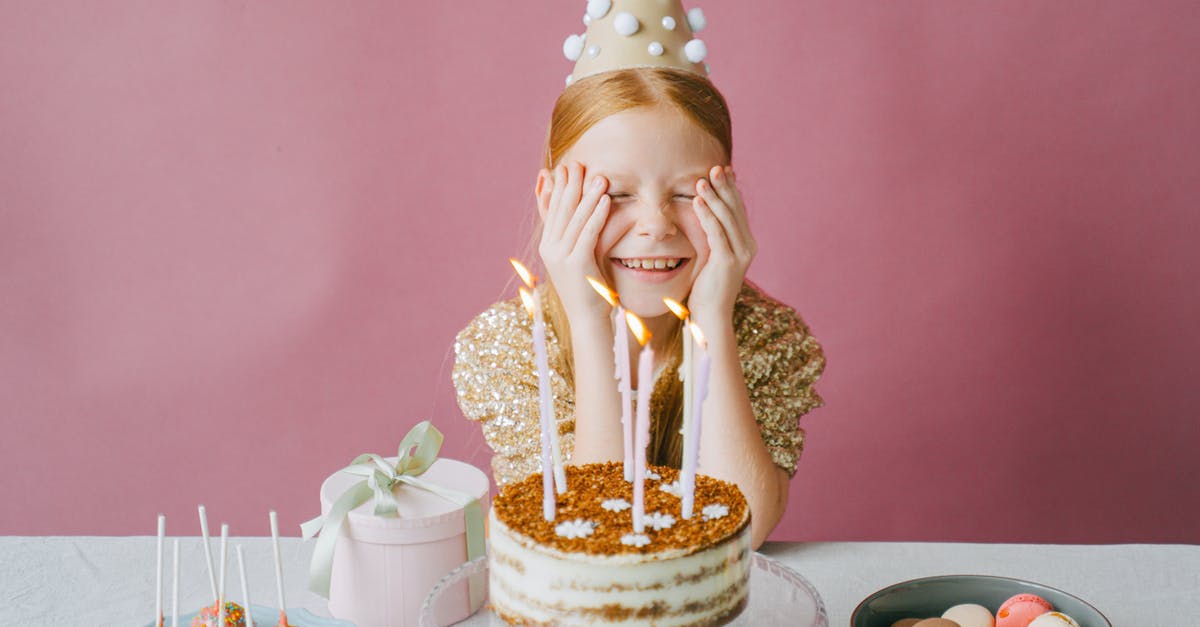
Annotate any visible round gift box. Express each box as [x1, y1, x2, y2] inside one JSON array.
[[319, 457, 490, 627]]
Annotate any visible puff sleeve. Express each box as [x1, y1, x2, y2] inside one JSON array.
[[452, 298, 577, 486], [732, 282, 826, 477]]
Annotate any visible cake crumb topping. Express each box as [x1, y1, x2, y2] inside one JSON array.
[[493, 462, 749, 555]]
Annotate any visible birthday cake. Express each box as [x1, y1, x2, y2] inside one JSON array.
[[487, 462, 750, 626]]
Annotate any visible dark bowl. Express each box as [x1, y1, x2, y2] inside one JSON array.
[[850, 574, 1111, 627]]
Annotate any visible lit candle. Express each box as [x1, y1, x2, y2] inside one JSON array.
[[626, 311, 653, 533], [521, 287, 557, 521], [663, 298, 693, 489], [681, 322, 711, 518], [512, 259, 567, 495], [588, 276, 634, 482]]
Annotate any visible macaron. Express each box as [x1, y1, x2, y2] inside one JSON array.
[[942, 603, 995, 627], [996, 601, 1052, 627], [913, 620, 961, 627], [999, 594, 1053, 614], [1028, 613, 1080, 627]]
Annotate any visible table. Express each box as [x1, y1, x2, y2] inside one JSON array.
[[2, 537, 1196, 625]]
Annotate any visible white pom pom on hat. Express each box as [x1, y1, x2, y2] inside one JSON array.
[[613, 12, 640, 36], [563, 34, 585, 61], [564, 1, 713, 85]]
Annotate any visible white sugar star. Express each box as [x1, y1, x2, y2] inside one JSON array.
[[658, 480, 682, 497], [646, 470, 661, 480], [554, 518, 597, 539], [601, 498, 631, 512], [621, 533, 651, 547], [702, 503, 730, 521], [645, 511, 677, 531]]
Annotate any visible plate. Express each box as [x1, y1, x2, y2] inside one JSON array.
[[851, 574, 1111, 627], [419, 552, 828, 626], [143, 604, 354, 627]]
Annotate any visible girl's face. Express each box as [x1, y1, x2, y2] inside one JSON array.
[[561, 106, 727, 319]]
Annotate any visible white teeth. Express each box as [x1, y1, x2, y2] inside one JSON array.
[[619, 258, 682, 270]]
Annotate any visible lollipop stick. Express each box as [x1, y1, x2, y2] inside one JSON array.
[[237, 545, 256, 627], [218, 524, 228, 625], [171, 538, 180, 627], [155, 514, 165, 627], [198, 505, 219, 601], [269, 511, 288, 626]]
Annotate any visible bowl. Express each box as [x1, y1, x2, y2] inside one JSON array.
[[851, 574, 1111, 627]]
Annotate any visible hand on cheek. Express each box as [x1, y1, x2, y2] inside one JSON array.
[[687, 165, 756, 322], [536, 162, 614, 322]]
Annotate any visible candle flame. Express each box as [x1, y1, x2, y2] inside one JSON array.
[[688, 321, 707, 349], [518, 287, 535, 316], [587, 276, 620, 307], [663, 298, 689, 320], [510, 258, 537, 288], [625, 311, 651, 346]]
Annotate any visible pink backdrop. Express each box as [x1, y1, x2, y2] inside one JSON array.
[[2, 2, 1197, 543]]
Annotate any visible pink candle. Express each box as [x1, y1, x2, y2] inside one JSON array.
[[627, 312, 653, 533], [681, 323, 711, 519], [589, 277, 635, 482], [614, 306, 634, 482], [520, 287, 556, 521]]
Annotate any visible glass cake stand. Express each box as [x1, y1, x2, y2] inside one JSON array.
[[419, 552, 828, 626]]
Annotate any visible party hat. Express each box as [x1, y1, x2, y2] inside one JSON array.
[[561, 0, 711, 86]]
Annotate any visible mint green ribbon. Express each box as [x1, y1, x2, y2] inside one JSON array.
[[300, 421, 485, 608]]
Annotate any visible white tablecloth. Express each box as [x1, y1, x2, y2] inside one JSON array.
[[2, 537, 1196, 626]]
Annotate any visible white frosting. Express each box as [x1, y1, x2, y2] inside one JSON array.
[[488, 509, 750, 626], [687, 7, 707, 33], [614, 12, 640, 36], [685, 39, 707, 63]]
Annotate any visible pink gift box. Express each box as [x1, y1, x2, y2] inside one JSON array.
[[318, 457, 490, 627]]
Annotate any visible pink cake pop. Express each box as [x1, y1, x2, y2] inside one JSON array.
[[190, 601, 247, 627]]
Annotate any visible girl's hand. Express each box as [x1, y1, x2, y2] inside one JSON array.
[[689, 165, 756, 323], [537, 161, 613, 322]]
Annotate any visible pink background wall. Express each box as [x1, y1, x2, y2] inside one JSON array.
[[2, 2, 1197, 543]]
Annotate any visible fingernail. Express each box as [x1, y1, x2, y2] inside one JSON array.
[[713, 168, 724, 182], [698, 179, 709, 191], [591, 177, 604, 190]]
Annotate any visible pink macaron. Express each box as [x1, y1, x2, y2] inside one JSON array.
[[999, 594, 1053, 614], [997, 602, 1052, 627]]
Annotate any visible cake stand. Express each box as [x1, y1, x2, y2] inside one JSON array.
[[419, 552, 828, 626]]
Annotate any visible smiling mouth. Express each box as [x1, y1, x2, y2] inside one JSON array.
[[613, 257, 687, 271]]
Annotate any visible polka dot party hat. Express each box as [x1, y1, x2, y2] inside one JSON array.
[[562, 0, 710, 86]]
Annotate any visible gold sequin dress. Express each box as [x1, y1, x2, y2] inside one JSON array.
[[452, 280, 825, 487]]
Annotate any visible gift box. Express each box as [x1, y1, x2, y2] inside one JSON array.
[[303, 423, 489, 627]]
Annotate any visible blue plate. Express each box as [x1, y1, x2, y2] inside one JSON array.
[[851, 574, 1111, 627], [143, 604, 354, 627]]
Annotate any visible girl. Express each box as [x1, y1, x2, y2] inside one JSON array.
[[454, 7, 824, 548]]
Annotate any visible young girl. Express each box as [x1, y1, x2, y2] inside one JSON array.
[[453, 3, 824, 548]]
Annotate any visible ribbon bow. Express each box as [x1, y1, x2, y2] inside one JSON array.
[[300, 421, 486, 604]]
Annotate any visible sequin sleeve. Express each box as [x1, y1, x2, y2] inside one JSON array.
[[733, 282, 826, 477], [452, 298, 576, 487]]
